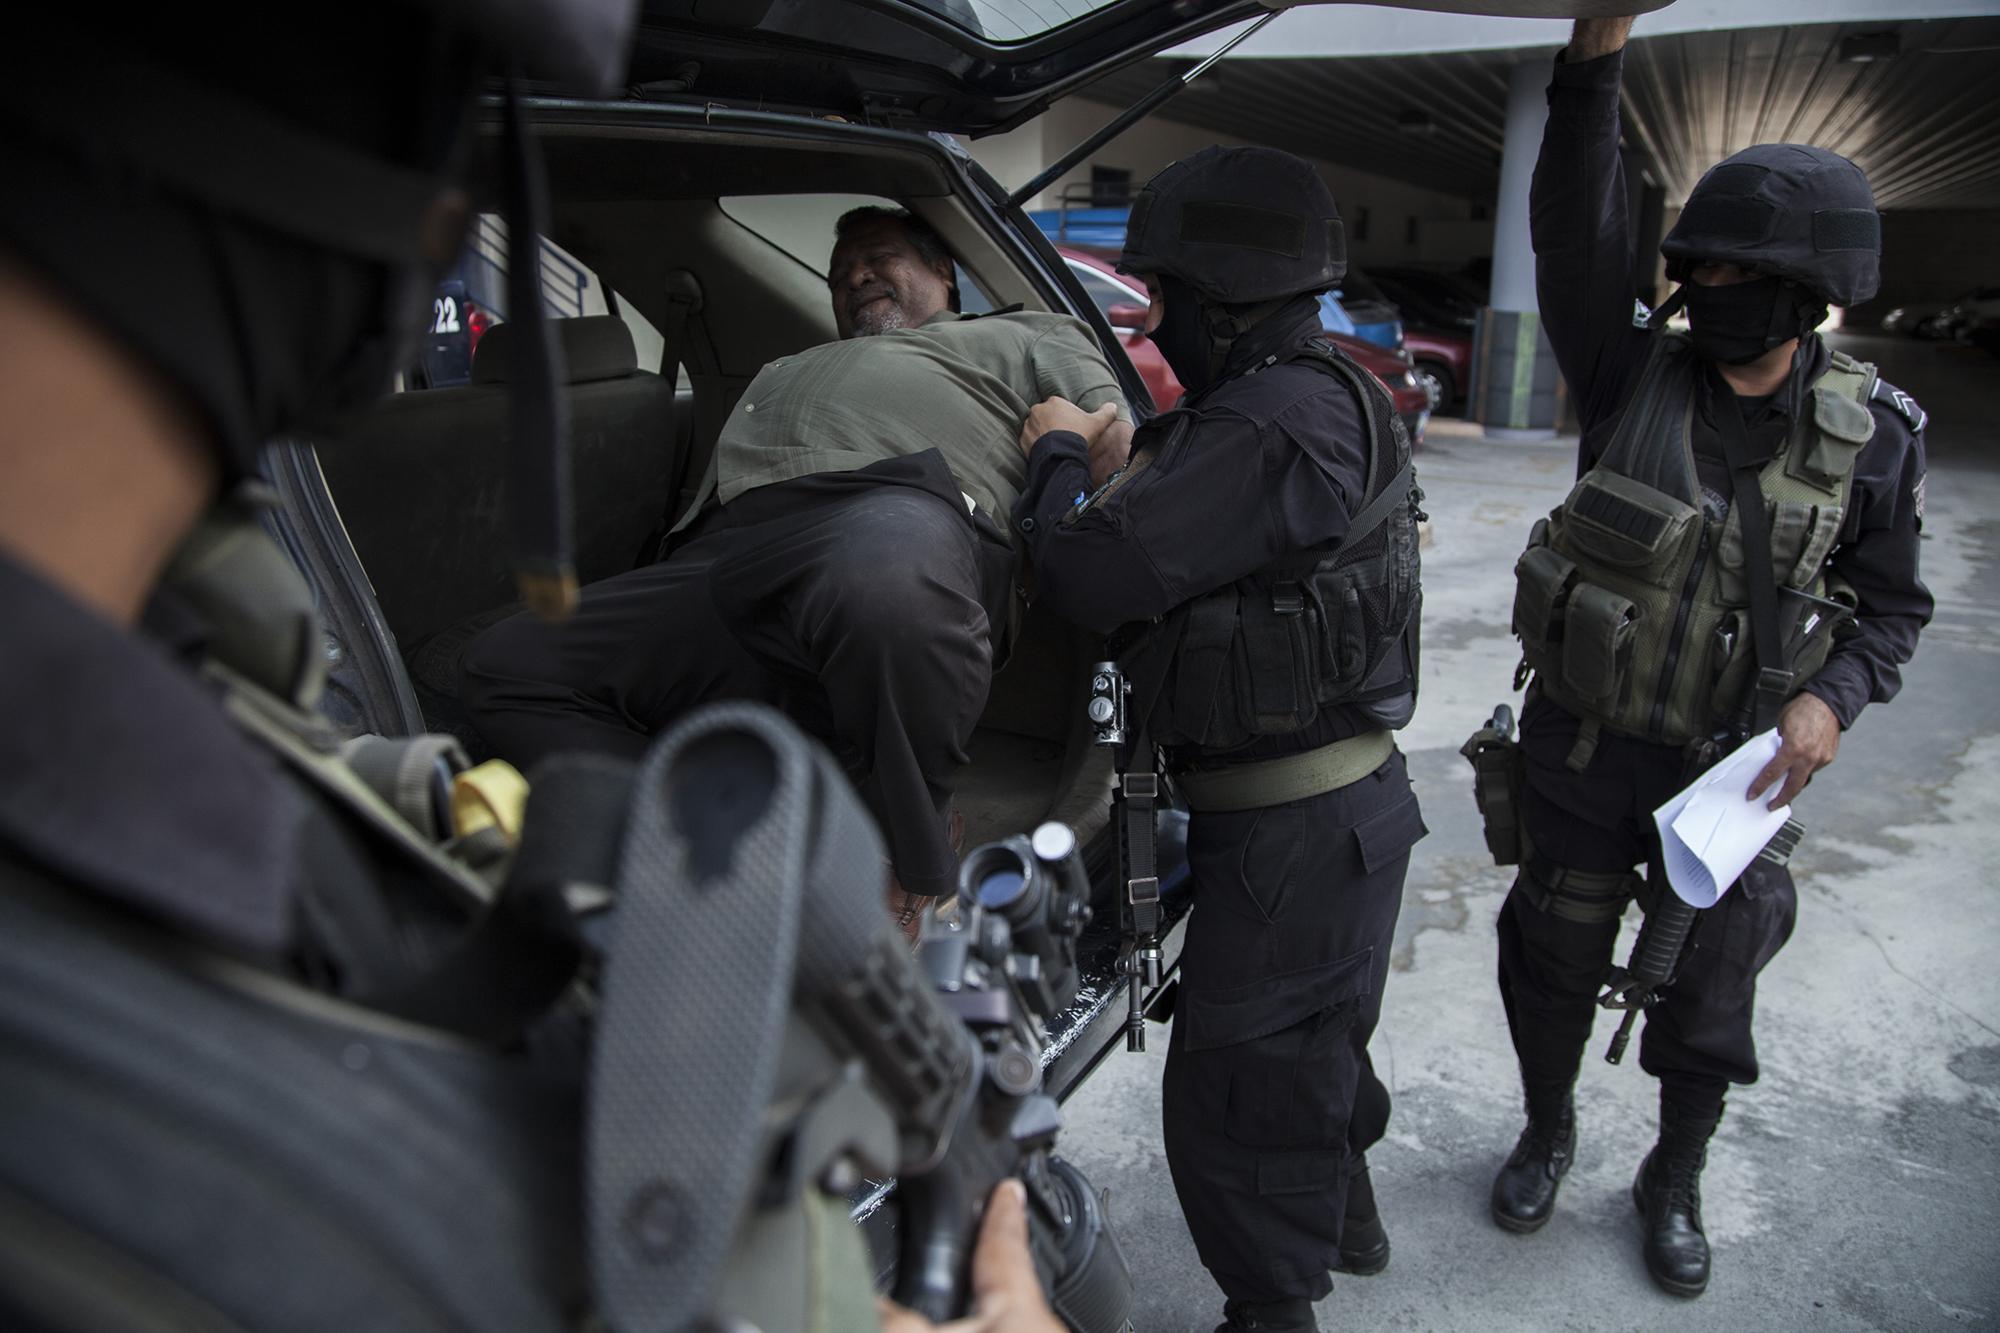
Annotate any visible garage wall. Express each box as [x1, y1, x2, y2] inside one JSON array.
[[969, 97, 1493, 270], [1847, 210, 2000, 327]]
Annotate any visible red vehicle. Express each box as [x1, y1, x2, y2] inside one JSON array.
[[1402, 326, 1473, 416], [1057, 246, 1184, 410], [1335, 330, 1431, 447], [1058, 246, 1428, 443]]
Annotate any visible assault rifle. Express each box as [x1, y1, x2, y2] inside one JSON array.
[[587, 703, 1132, 1332], [1597, 730, 1806, 1065]]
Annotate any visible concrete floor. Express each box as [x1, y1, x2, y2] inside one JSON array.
[[1058, 333, 2000, 1333]]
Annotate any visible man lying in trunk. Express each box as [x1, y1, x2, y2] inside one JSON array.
[[462, 207, 1133, 936]]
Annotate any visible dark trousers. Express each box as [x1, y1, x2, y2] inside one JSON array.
[[1497, 697, 1800, 1123], [1163, 751, 1426, 1304], [460, 458, 1009, 897]]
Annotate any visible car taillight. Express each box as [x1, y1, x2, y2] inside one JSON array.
[[465, 301, 494, 353]]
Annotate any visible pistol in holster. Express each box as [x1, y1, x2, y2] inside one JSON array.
[[1460, 702, 1525, 867]]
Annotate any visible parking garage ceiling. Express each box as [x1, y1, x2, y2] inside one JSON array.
[[1077, 15, 2000, 210]]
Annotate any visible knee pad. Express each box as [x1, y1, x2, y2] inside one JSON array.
[[1516, 856, 1639, 926]]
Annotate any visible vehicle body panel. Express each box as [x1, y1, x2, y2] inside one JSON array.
[[1402, 325, 1472, 411], [627, 0, 1670, 137]]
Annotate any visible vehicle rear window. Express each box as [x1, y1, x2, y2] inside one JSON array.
[[409, 214, 664, 392], [904, 0, 1120, 42]]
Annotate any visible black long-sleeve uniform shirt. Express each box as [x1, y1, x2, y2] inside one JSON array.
[[1011, 304, 1377, 755], [1532, 47, 1932, 729]]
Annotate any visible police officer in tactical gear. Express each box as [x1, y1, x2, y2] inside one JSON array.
[[0, 6, 1060, 1331], [1013, 146, 1427, 1333], [1478, 14, 1932, 1299]]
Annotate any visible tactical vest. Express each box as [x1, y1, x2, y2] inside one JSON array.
[[1514, 334, 1874, 749], [1124, 339, 1423, 752]]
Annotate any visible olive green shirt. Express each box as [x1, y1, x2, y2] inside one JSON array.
[[683, 310, 1129, 531]]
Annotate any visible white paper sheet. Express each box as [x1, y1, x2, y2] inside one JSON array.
[[1653, 729, 1793, 908]]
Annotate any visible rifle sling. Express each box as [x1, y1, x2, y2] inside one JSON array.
[[1710, 371, 1791, 735]]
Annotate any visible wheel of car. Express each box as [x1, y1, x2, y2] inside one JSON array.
[[1414, 359, 1454, 412]]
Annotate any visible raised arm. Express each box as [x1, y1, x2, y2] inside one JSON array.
[[1530, 16, 1649, 438]]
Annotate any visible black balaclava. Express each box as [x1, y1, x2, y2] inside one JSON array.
[[1151, 273, 1219, 392], [1679, 274, 1828, 366], [1150, 274, 1316, 394]]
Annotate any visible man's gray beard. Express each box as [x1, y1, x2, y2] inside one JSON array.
[[851, 302, 910, 338]]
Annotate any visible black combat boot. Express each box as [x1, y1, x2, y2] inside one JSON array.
[[1490, 1099, 1575, 1233], [1333, 1155, 1390, 1276], [1214, 1297, 1319, 1333], [1633, 1104, 1720, 1297]]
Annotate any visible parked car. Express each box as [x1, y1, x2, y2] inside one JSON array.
[[1403, 326, 1473, 414], [1333, 330, 1431, 447], [1935, 287, 2000, 340], [1883, 286, 2000, 340], [1880, 299, 1952, 336], [1057, 244, 1183, 410], [1959, 310, 2000, 358], [1328, 266, 1406, 352], [1367, 265, 1480, 332]]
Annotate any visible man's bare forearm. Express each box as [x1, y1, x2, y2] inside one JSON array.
[[1567, 15, 1635, 62]]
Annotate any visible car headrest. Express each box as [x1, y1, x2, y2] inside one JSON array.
[[471, 314, 639, 386]]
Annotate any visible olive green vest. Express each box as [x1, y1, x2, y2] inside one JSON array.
[[1513, 335, 1875, 749]]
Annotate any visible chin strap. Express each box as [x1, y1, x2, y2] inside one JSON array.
[[1198, 296, 1294, 382], [1646, 285, 1689, 330]]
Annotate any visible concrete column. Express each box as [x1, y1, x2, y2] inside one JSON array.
[[1474, 54, 1562, 440]]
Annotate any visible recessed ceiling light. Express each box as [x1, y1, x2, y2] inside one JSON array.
[[1838, 31, 1900, 63]]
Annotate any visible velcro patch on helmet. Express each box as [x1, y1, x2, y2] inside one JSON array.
[[1179, 201, 1307, 258], [1813, 208, 1881, 253], [1674, 193, 1777, 247], [1701, 162, 1771, 196]]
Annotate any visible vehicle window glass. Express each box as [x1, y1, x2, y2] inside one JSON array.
[[957, 266, 996, 315], [1317, 293, 1357, 337], [413, 213, 667, 391], [1064, 261, 1141, 320], [902, 0, 1119, 42]]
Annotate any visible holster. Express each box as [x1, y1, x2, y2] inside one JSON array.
[[1459, 711, 1525, 867]]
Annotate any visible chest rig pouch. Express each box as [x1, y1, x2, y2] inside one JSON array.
[[1513, 335, 1872, 749], [1132, 339, 1423, 752]]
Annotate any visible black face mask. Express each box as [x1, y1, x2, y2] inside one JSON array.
[[1683, 275, 1825, 366], [1149, 273, 1222, 393]]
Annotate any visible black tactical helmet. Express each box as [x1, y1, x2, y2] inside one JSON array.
[[1118, 146, 1347, 304], [1660, 144, 1881, 307]]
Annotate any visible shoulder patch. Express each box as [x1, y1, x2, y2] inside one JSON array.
[[1871, 377, 1928, 434]]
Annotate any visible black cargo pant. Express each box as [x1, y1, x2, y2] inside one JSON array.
[[461, 454, 1011, 898], [1163, 750, 1426, 1304], [1497, 697, 1800, 1124]]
